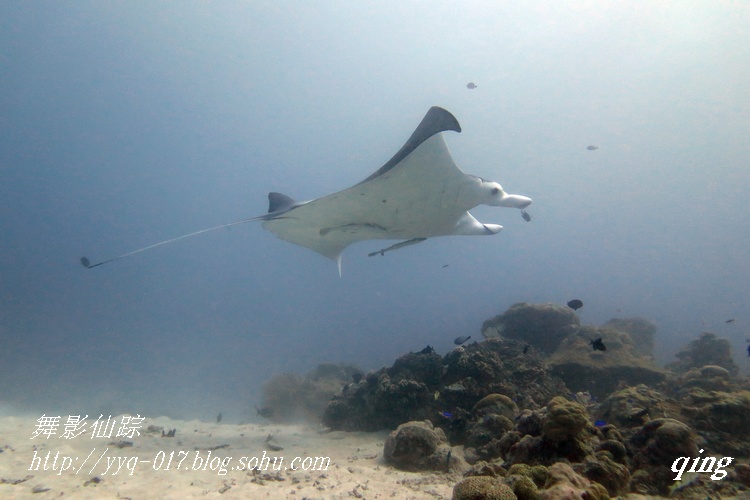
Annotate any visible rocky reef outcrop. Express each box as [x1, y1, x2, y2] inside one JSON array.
[[264, 302, 750, 498], [454, 461, 610, 500], [452, 476, 516, 500], [481, 302, 579, 354], [541, 462, 610, 500], [497, 397, 632, 496], [602, 317, 656, 358], [260, 362, 362, 423], [678, 388, 750, 456], [450, 388, 750, 497], [322, 338, 570, 432], [596, 384, 681, 431], [628, 418, 699, 495], [598, 380, 750, 461], [502, 397, 599, 466], [382, 420, 463, 472], [547, 325, 667, 399], [667, 331, 739, 375], [481, 303, 666, 399]]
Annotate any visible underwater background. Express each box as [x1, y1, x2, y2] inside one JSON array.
[[1, 1, 748, 421]]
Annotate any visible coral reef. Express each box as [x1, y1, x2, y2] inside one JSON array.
[[500, 463, 549, 499], [596, 384, 680, 431], [281, 303, 750, 498], [459, 397, 626, 496], [506, 463, 548, 488], [260, 362, 362, 423], [678, 364, 735, 392], [464, 460, 508, 478], [735, 463, 750, 487], [459, 462, 613, 500], [574, 451, 630, 496], [628, 418, 698, 495], [542, 396, 590, 443], [452, 476, 516, 500], [481, 302, 579, 354], [322, 350, 442, 431], [382, 420, 463, 472], [598, 380, 750, 457], [457, 366, 749, 497], [540, 463, 609, 500], [502, 473, 539, 500], [323, 338, 569, 432], [679, 389, 750, 456], [462, 394, 520, 461], [503, 398, 605, 468], [602, 317, 657, 358], [547, 325, 666, 399], [666, 331, 739, 375]]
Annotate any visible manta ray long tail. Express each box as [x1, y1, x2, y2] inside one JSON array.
[[80, 215, 265, 269]]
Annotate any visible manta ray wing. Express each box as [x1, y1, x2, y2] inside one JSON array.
[[262, 107, 473, 262]]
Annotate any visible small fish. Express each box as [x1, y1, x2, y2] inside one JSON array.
[[567, 299, 584, 311], [444, 383, 466, 392], [216, 413, 222, 423], [442, 264, 449, 268], [586, 145, 598, 151], [446, 450, 452, 471], [590, 337, 606, 351], [594, 420, 607, 428], [523, 345, 530, 354], [454, 335, 471, 345], [466, 82, 477, 89], [725, 318, 735, 323], [419, 345, 435, 355], [438, 411, 453, 418], [255, 406, 274, 418], [434, 390, 440, 400], [521, 209, 531, 222]]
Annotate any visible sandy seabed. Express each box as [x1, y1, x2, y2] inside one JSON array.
[[0, 412, 458, 499]]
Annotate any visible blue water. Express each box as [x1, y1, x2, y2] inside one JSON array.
[[1, 1, 748, 421]]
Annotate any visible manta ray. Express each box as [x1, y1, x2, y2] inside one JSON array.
[[82, 106, 532, 275]]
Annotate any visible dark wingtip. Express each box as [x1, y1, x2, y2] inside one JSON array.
[[426, 106, 461, 134], [356, 107, 463, 186], [80, 257, 91, 268], [267, 192, 297, 215]]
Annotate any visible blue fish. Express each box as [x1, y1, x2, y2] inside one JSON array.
[[439, 411, 453, 419], [594, 420, 607, 428]]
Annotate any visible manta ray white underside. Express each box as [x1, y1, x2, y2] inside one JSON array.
[[82, 107, 532, 274]]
